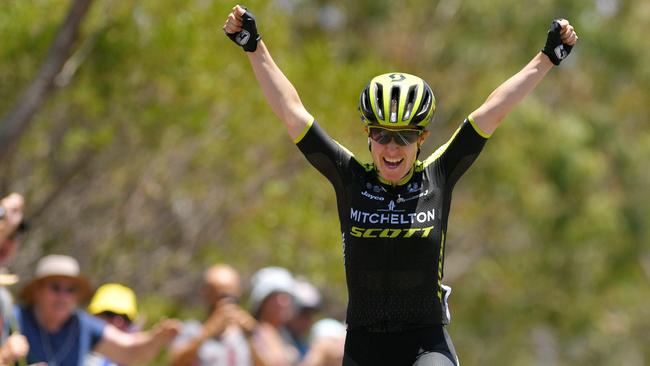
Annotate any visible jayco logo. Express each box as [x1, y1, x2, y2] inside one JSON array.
[[361, 191, 384, 201]]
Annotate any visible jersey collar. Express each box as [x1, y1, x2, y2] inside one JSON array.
[[375, 162, 418, 187]]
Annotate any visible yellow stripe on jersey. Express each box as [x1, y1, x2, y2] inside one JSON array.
[[293, 118, 315, 144], [422, 116, 491, 168], [437, 230, 446, 301], [422, 125, 463, 167], [467, 115, 492, 139]]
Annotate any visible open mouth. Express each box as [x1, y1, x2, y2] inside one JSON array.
[[383, 157, 404, 169]]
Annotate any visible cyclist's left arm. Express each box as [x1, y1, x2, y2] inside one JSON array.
[[470, 19, 577, 136]]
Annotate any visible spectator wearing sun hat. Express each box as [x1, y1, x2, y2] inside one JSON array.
[[249, 266, 300, 366], [16, 254, 181, 366]]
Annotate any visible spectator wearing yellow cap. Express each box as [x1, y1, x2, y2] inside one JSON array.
[[249, 266, 300, 365], [88, 283, 138, 332], [84, 283, 139, 366]]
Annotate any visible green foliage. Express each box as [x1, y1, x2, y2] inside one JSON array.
[[2, 0, 649, 364]]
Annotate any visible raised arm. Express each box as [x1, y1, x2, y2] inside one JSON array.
[[223, 5, 313, 140], [93, 319, 181, 365], [471, 19, 578, 135]]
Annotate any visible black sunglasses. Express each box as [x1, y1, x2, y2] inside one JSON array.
[[368, 127, 423, 146], [99, 311, 133, 324]]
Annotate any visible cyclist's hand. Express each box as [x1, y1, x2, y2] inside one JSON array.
[[542, 19, 578, 65], [223, 5, 261, 52]]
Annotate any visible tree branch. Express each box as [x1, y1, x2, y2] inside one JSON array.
[[0, 0, 94, 162]]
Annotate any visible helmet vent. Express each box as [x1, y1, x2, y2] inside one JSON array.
[[390, 86, 400, 123], [403, 85, 417, 121], [375, 83, 384, 120], [413, 87, 432, 123], [360, 85, 376, 122]]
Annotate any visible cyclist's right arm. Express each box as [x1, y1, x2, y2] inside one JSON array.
[[224, 5, 313, 141]]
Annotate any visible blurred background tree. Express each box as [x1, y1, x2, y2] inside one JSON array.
[[1, 0, 648, 364]]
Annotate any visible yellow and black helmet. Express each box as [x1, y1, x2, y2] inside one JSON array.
[[359, 72, 436, 128]]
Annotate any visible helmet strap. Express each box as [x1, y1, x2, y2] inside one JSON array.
[[416, 144, 421, 159], [368, 137, 372, 152]]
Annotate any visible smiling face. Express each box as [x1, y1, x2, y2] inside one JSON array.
[[366, 126, 430, 184]]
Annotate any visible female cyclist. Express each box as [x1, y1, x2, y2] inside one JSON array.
[[224, 5, 577, 366]]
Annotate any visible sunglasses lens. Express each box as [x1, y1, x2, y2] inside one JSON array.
[[369, 128, 421, 146], [369, 129, 391, 144], [395, 132, 414, 145]]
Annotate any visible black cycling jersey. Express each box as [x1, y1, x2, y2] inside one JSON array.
[[295, 117, 489, 331], [343, 325, 458, 366]]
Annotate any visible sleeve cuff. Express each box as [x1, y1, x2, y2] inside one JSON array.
[[467, 115, 492, 139], [293, 118, 315, 144]]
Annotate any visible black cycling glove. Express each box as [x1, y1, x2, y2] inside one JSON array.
[[541, 20, 573, 65], [225, 8, 261, 52]]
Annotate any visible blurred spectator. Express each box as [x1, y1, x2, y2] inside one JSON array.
[[85, 283, 140, 366], [88, 283, 138, 332], [16, 254, 180, 365], [249, 266, 299, 366], [0, 271, 28, 365], [0, 192, 29, 365], [300, 319, 345, 366], [286, 278, 322, 360], [0, 193, 26, 266], [170, 264, 256, 366]]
